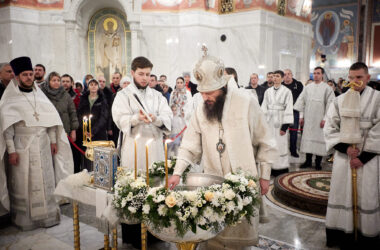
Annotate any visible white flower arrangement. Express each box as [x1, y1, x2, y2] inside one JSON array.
[[113, 170, 260, 237]]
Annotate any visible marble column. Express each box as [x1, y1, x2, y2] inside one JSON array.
[[64, 20, 77, 76], [129, 21, 142, 60]]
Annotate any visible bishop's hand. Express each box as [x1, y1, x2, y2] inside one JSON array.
[[9, 152, 19, 166], [168, 175, 180, 190]]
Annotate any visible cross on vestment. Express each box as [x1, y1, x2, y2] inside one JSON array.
[[33, 111, 40, 121]]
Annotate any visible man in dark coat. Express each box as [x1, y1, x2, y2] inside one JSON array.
[[0, 63, 14, 100], [261, 72, 274, 90], [245, 73, 266, 106], [282, 69, 303, 157], [183, 72, 198, 96]]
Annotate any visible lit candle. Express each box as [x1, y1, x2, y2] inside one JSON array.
[[145, 139, 153, 186], [89, 114, 92, 143], [164, 139, 173, 190], [83, 116, 88, 143], [82, 116, 86, 143], [134, 134, 140, 180]]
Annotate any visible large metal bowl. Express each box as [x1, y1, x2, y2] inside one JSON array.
[[184, 173, 224, 187], [147, 221, 223, 243]]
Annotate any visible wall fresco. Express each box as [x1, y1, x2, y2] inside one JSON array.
[[0, 0, 63, 9], [311, 3, 358, 68]]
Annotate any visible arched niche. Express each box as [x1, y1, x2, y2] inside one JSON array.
[[88, 8, 131, 83]]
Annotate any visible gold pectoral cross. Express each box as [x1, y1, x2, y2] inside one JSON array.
[[33, 111, 40, 121]]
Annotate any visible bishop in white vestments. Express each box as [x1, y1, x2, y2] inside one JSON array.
[[294, 67, 335, 170], [0, 57, 73, 230], [168, 52, 277, 249], [261, 70, 293, 175], [323, 63, 380, 249]]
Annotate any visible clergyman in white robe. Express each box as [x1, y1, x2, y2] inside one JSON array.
[[324, 86, 380, 247], [0, 80, 73, 230], [112, 81, 172, 171], [261, 85, 293, 172], [173, 84, 278, 249], [294, 81, 335, 165]]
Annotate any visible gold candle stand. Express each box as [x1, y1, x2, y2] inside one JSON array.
[[104, 234, 110, 250], [112, 228, 118, 250], [73, 201, 80, 250]]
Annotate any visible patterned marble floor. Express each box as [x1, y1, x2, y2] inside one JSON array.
[[0, 154, 337, 250]]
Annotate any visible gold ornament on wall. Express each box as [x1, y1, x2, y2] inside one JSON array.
[[277, 0, 287, 16], [219, 0, 234, 14]]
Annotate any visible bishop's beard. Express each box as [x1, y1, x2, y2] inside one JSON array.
[[134, 77, 148, 90], [203, 87, 227, 123]]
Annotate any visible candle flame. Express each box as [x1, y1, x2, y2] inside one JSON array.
[[135, 134, 140, 140], [89, 114, 93, 119], [165, 139, 173, 144], [145, 138, 154, 146], [83, 116, 88, 121]]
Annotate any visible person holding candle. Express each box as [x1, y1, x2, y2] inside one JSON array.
[[112, 56, 172, 248], [77, 79, 109, 170], [168, 48, 278, 249]]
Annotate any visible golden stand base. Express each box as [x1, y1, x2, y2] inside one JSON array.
[[73, 201, 80, 250], [175, 242, 198, 250], [112, 228, 118, 250], [104, 234, 110, 250], [141, 223, 147, 250]]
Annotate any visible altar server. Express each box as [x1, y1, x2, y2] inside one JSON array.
[[112, 56, 172, 169], [294, 67, 335, 170], [112, 56, 172, 248], [0, 56, 73, 230], [168, 49, 277, 249], [324, 62, 380, 249], [261, 70, 293, 176]]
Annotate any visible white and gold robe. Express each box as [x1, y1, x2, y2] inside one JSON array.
[[112, 83, 172, 171], [261, 85, 293, 170], [294, 82, 335, 156], [173, 85, 278, 248], [0, 80, 73, 230], [324, 86, 380, 237]]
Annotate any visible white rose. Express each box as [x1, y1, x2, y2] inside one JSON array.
[[226, 201, 235, 213], [158, 204, 167, 216], [154, 195, 166, 203], [191, 207, 198, 217], [198, 216, 207, 226], [142, 204, 150, 214], [126, 192, 133, 201], [128, 206, 137, 213], [224, 189, 236, 200], [121, 198, 127, 208], [239, 185, 246, 192], [243, 197, 252, 206], [184, 191, 197, 202]]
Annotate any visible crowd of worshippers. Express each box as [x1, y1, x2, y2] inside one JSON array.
[[0, 56, 379, 249], [1, 61, 380, 175]]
